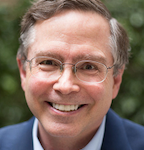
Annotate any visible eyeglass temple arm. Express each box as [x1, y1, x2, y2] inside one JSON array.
[[107, 65, 115, 70]]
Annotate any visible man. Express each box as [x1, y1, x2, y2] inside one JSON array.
[[0, 0, 144, 150]]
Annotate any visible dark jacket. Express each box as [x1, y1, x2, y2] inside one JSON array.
[[0, 109, 144, 150]]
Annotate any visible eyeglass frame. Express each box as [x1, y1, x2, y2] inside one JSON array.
[[26, 56, 115, 83]]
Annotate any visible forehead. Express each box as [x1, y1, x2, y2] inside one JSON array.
[[28, 10, 112, 64]]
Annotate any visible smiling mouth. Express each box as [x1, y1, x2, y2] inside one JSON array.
[[48, 102, 84, 112]]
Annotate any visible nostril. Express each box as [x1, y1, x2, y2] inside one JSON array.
[[53, 80, 80, 95]]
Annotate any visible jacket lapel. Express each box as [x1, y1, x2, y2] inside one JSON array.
[[101, 109, 132, 150]]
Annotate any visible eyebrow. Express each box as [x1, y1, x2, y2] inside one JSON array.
[[35, 51, 64, 62], [73, 53, 107, 64], [35, 50, 107, 64]]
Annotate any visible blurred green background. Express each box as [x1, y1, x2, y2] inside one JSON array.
[[0, 0, 144, 127]]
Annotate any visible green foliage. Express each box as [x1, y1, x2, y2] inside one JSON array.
[[0, 0, 144, 127], [103, 0, 144, 125], [0, 0, 33, 127]]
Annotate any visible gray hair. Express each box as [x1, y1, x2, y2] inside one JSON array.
[[17, 0, 130, 74]]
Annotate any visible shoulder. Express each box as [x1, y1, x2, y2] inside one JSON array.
[[108, 109, 144, 135], [0, 117, 35, 150], [104, 109, 144, 150], [0, 117, 34, 137], [122, 118, 144, 149]]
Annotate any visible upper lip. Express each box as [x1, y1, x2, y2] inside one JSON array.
[[45, 100, 86, 105]]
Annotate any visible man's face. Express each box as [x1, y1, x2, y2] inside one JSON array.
[[18, 10, 123, 139]]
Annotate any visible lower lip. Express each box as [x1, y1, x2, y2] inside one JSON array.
[[45, 102, 87, 116]]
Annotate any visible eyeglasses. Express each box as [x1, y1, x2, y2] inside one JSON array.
[[26, 56, 114, 83]]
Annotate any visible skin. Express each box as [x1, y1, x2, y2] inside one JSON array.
[[17, 10, 124, 150]]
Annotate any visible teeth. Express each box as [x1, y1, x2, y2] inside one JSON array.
[[52, 103, 80, 112]]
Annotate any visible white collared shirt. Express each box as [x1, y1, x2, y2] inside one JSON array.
[[33, 116, 106, 150]]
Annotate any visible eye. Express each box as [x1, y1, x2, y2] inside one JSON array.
[[83, 64, 95, 70], [40, 59, 58, 66], [80, 63, 98, 71], [36, 58, 61, 71]]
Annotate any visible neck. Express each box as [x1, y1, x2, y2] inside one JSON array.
[[38, 123, 99, 150]]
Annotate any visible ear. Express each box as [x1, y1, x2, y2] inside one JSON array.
[[17, 57, 26, 91], [112, 66, 125, 99]]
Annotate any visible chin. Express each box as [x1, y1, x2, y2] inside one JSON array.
[[42, 122, 81, 138]]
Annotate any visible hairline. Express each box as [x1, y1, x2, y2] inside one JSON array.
[[19, 9, 115, 61]]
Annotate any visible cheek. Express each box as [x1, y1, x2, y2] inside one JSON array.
[[85, 83, 106, 100], [88, 86, 104, 101], [81, 83, 105, 110], [24, 76, 52, 109], [26, 78, 42, 98], [24, 76, 54, 116], [84, 81, 113, 107], [25, 76, 53, 97]]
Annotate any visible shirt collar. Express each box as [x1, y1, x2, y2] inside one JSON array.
[[33, 116, 106, 150], [33, 118, 43, 150]]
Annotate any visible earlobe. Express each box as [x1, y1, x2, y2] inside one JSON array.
[[17, 57, 26, 91], [112, 67, 124, 99]]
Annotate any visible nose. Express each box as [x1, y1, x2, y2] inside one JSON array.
[[53, 66, 80, 95]]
